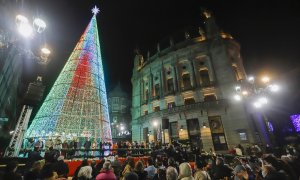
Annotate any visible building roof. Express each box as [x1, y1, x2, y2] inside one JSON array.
[[108, 82, 128, 98]]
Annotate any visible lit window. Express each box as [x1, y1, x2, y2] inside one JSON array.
[[153, 106, 160, 112], [168, 102, 175, 109], [239, 132, 247, 141]]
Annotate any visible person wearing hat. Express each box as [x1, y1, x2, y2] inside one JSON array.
[[194, 156, 211, 180]]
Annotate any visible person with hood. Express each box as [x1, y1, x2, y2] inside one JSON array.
[[53, 156, 69, 178], [134, 160, 148, 180], [166, 166, 178, 180], [212, 157, 233, 180], [178, 162, 194, 180], [261, 165, 287, 180], [194, 156, 211, 180], [96, 161, 117, 180]]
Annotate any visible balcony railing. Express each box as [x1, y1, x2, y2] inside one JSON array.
[[137, 99, 228, 124]]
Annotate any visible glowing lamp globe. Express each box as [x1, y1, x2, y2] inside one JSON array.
[[33, 18, 46, 33]]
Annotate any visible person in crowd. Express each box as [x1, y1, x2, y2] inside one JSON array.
[[73, 159, 89, 180], [166, 166, 178, 180], [78, 165, 93, 180], [40, 163, 61, 180], [261, 165, 286, 180], [1, 161, 22, 180], [178, 162, 194, 180], [263, 155, 293, 179], [24, 160, 45, 180], [124, 172, 139, 180], [229, 146, 237, 155], [90, 160, 98, 179], [53, 155, 69, 178], [153, 166, 167, 180], [95, 159, 106, 176], [28, 146, 43, 165], [121, 156, 135, 179], [194, 156, 211, 180], [233, 164, 249, 180], [96, 161, 117, 180], [153, 160, 167, 180], [235, 145, 243, 156], [111, 155, 122, 179], [212, 157, 232, 180], [144, 157, 157, 179], [168, 157, 178, 169], [134, 160, 148, 180]]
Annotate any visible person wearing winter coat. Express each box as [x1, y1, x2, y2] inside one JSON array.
[[96, 161, 117, 180]]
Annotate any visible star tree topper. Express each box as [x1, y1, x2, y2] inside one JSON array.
[[92, 5, 100, 15]]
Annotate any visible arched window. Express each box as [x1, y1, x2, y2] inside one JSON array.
[[182, 73, 191, 90], [199, 69, 210, 86]]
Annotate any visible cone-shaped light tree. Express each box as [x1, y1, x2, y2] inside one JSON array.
[[25, 7, 112, 142]]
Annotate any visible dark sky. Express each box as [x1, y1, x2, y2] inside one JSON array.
[[1, 0, 300, 130]]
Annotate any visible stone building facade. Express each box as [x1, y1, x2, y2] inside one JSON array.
[[131, 11, 265, 151], [108, 83, 132, 141]]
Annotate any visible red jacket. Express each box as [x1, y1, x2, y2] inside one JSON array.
[[96, 169, 117, 180]]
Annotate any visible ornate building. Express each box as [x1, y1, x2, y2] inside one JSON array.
[[131, 11, 265, 151], [108, 83, 132, 141]]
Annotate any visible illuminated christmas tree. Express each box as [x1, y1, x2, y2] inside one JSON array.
[[25, 6, 112, 142]]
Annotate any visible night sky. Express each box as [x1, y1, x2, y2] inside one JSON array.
[[1, 1, 300, 134]]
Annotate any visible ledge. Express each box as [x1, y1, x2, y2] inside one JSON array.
[[137, 99, 228, 124]]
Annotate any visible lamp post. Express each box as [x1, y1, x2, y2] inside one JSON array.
[[232, 75, 279, 145]]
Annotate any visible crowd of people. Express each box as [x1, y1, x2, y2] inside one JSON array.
[[1, 138, 300, 180]]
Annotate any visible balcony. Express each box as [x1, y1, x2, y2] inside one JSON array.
[[137, 99, 228, 124]]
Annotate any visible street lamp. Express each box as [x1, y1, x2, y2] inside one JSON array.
[[33, 18, 46, 33], [233, 75, 279, 108], [233, 74, 279, 145]]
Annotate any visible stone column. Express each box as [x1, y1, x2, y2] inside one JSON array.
[[191, 59, 200, 88], [188, 60, 197, 88], [173, 63, 181, 92], [160, 69, 164, 97]]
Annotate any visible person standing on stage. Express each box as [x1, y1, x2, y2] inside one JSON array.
[[54, 136, 62, 154], [45, 137, 54, 150], [84, 137, 91, 159], [91, 140, 97, 157], [99, 140, 103, 158], [24, 137, 35, 157]]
